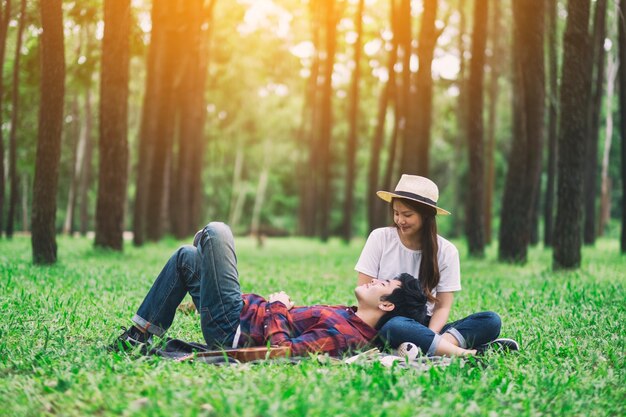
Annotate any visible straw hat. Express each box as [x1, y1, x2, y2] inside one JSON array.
[[377, 175, 451, 215]]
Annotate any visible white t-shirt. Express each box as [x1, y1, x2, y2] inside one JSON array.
[[354, 227, 461, 316]]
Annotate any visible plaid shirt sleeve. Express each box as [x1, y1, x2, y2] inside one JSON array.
[[263, 302, 370, 356]]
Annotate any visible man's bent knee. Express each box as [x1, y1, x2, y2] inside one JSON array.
[[205, 222, 233, 241], [195, 222, 234, 248]]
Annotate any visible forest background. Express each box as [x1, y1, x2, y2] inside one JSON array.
[[0, 0, 624, 269]]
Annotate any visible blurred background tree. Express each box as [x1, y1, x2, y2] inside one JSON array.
[[0, 0, 622, 268]]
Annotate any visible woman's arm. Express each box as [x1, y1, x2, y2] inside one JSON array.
[[428, 292, 454, 333], [357, 272, 375, 286]]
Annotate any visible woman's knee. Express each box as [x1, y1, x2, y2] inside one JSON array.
[[480, 311, 502, 338], [378, 316, 435, 352]]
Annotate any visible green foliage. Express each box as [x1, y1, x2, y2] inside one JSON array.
[[0, 236, 624, 416]]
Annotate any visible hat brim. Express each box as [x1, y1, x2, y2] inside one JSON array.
[[376, 191, 451, 215]]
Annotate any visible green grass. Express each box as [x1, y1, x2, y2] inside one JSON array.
[[0, 235, 624, 416]]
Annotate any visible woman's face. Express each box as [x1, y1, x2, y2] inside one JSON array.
[[393, 200, 423, 240]]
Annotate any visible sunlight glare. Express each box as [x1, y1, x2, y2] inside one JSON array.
[[96, 21, 104, 40], [432, 54, 460, 80], [237, 0, 292, 38], [346, 31, 358, 45], [364, 39, 382, 56], [290, 41, 315, 59], [373, 67, 389, 83]]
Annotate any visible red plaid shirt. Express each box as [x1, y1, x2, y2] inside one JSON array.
[[237, 293, 377, 357]]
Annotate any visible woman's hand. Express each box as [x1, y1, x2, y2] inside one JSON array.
[[357, 272, 375, 287], [268, 291, 295, 310], [429, 292, 454, 333]]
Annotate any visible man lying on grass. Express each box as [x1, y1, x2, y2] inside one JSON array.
[[113, 222, 427, 357]]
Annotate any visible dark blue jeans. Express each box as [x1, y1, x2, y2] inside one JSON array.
[[132, 222, 243, 348], [378, 312, 502, 356]]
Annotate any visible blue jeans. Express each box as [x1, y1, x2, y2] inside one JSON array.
[[132, 222, 243, 348], [378, 312, 502, 356]]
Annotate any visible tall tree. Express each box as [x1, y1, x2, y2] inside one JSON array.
[[367, 0, 398, 232], [450, 0, 468, 238], [132, 0, 161, 246], [341, 0, 364, 242], [553, 0, 592, 269], [186, 1, 216, 237], [396, 0, 411, 179], [619, 0, 626, 253], [145, 2, 182, 241], [0, 0, 11, 237], [583, 0, 608, 245], [484, 0, 502, 244], [298, 0, 322, 237], [95, 0, 131, 250], [498, 0, 545, 263], [599, 44, 618, 236], [31, 0, 65, 264], [78, 88, 94, 236], [400, 0, 439, 176], [318, 0, 339, 241], [465, 0, 488, 258], [62, 97, 82, 235], [544, 0, 559, 247], [171, 0, 213, 238], [6, 0, 25, 238]]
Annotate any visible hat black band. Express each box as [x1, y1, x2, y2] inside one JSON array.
[[393, 191, 437, 206]]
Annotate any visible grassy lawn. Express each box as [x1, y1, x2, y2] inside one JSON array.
[[0, 234, 624, 416]]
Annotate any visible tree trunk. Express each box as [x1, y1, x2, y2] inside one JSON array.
[[79, 88, 94, 236], [133, 0, 163, 246], [341, 0, 364, 242], [21, 173, 28, 231], [619, 0, 626, 253], [401, 0, 438, 176], [498, 0, 545, 263], [553, 0, 592, 269], [145, 3, 183, 242], [318, 0, 338, 241], [367, 0, 398, 232], [62, 97, 81, 235], [95, 0, 131, 250], [529, 188, 541, 245], [6, 0, 25, 238], [0, 0, 12, 238], [583, 0, 608, 245], [251, 141, 271, 238], [450, 0, 468, 238], [484, 0, 501, 245], [172, 0, 206, 239], [298, 0, 321, 237], [465, 0, 488, 258], [187, 0, 216, 236], [544, 0, 559, 247], [599, 54, 618, 236], [32, 0, 65, 264], [228, 140, 246, 229], [397, 0, 412, 177]]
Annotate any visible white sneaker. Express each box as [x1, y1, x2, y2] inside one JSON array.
[[397, 342, 420, 360]]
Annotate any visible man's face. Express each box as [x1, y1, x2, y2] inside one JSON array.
[[354, 279, 401, 311]]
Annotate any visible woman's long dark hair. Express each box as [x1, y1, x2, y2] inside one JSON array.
[[391, 197, 440, 303]]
